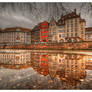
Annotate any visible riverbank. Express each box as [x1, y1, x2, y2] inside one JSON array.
[[0, 49, 92, 55], [0, 41, 92, 50]]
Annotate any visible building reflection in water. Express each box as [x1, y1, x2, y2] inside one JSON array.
[[30, 52, 87, 88], [0, 51, 31, 69], [0, 50, 92, 88]]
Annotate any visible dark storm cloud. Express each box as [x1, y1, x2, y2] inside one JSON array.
[[0, 3, 92, 29]]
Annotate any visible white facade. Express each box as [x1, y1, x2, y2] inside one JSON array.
[[0, 51, 31, 65], [57, 26, 66, 42], [49, 17, 66, 43], [0, 27, 31, 45]]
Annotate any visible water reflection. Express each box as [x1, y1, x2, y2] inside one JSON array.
[[30, 53, 87, 88], [0, 50, 92, 89]]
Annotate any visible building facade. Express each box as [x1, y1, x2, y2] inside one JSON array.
[[58, 9, 86, 42], [41, 21, 49, 43], [0, 50, 31, 65], [31, 21, 49, 44], [0, 27, 31, 45], [49, 17, 66, 43], [85, 27, 92, 41], [31, 23, 41, 44], [49, 9, 86, 43]]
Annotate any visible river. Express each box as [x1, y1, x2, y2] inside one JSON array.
[[0, 49, 91, 89]]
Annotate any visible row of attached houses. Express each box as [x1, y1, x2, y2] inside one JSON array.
[[49, 9, 86, 43], [0, 9, 92, 46], [31, 9, 86, 44]]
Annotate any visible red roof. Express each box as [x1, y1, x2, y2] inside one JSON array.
[[57, 9, 86, 25], [86, 27, 92, 31], [58, 9, 80, 25], [80, 19, 86, 22], [3, 27, 31, 32]]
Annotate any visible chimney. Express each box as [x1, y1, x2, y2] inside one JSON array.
[[79, 13, 81, 17], [61, 14, 63, 17], [74, 9, 76, 13]]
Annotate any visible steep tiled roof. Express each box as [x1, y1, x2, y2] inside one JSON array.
[[57, 9, 80, 25]]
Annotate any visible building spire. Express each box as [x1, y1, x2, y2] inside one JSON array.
[[51, 16, 55, 21], [74, 8, 76, 13], [61, 13, 63, 18], [50, 16, 56, 24]]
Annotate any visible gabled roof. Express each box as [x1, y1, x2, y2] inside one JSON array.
[[50, 17, 57, 24]]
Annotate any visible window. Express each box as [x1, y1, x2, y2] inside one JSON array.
[[53, 27, 55, 31], [16, 56, 20, 60], [16, 28, 21, 31], [75, 18, 77, 23], [59, 34, 61, 38], [67, 20, 69, 24], [81, 24, 83, 34], [71, 20, 73, 24], [67, 29, 69, 32], [53, 32, 56, 35], [59, 30, 65, 32], [55, 36, 57, 39], [67, 22, 69, 32], [75, 23, 77, 27], [16, 36, 20, 40], [75, 28, 77, 32], [71, 29, 73, 32], [88, 35, 92, 39], [75, 33, 77, 36], [71, 33, 73, 37], [71, 24, 73, 32], [67, 24, 69, 28], [82, 31, 83, 34], [62, 34, 65, 37], [67, 33, 69, 37]]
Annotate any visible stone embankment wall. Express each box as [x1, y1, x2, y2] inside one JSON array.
[[0, 41, 92, 50]]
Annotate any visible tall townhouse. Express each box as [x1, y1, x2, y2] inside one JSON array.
[[41, 21, 49, 43], [58, 9, 86, 42], [0, 27, 31, 45], [31, 21, 49, 44], [30, 53, 49, 76], [31, 23, 41, 44], [49, 17, 66, 43]]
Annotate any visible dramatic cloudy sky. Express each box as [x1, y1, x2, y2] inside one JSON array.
[[0, 3, 92, 29]]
